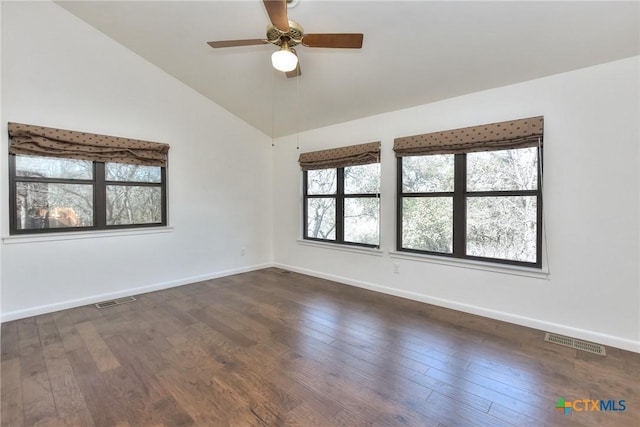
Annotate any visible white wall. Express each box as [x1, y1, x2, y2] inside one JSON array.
[[2, 2, 638, 354], [0, 1, 273, 319], [273, 56, 640, 352]]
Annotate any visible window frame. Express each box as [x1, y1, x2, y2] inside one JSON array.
[[303, 166, 380, 248], [396, 148, 542, 268], [9, 154, 167, 235]]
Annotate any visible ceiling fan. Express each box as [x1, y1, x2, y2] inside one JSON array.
[[207, 0, 364, 78]]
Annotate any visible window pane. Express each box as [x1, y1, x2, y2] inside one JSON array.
[[402, 197, 453, 253], [15, 182, 93, 230], [344, 198, 379, 245], [15, 155, 92, 179], [466, 196, 537, 262], [306, 198, 336, 240], [467, 147, 538, 191], [402, 155, 454, 193], [106, 163, 161, 183], [344, 164, 380, 194], [307, 169, 337, 195], [106, 185, 162, 225]]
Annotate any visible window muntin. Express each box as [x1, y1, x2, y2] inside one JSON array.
[[398, 147, 541, 267], [304, 163, 380, 247], [10, 154, 166, 234]]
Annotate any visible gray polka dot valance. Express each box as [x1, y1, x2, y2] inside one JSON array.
[[393, 116, 543, 157], [8, 122, 170, 167], [299, 141, 381, 171]]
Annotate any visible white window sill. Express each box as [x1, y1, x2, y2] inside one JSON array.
[[2, 226, 174, 245], [389, 250, 549, 279], [297, 239, 384, 257]]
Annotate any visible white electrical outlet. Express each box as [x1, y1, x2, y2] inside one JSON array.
[[393, 263, 400, 274]]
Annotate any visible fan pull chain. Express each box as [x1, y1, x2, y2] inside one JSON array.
[[271, 66, 276, 147], [296, 66, 300, 150]]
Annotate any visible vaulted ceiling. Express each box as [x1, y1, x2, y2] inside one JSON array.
[[56, 1, 640, 137]]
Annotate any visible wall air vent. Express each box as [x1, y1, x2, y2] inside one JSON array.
[[544, 333, 606, 356], [95, 296, 136, 309]]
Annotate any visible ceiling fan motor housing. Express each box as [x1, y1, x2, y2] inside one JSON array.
[[267, 20, 304, 46]]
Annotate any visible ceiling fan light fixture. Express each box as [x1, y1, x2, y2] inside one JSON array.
[[271, 45, 298, 72]]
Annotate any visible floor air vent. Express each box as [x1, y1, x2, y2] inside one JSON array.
[[95, 296, 136, 309], [544, 333, 606, 356]]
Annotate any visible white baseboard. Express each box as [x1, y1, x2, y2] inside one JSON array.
[[6, 261, 638, 354], [274, 263, 640, 354], [0, 263, 273, 323]]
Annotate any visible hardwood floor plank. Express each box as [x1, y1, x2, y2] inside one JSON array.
[[329, 407, 375, 426], [75, 321, 120, 373], [99, 336, 186, 427], [65, 346, 122, 427], [155, 366, 242, 426], [283, 403, 334, 426], [17, 317, 41, 360], [280, 348, 435, 424], [19, 331, 57, 427], [265, 364, 343, 421], [425, 391, 512, 427], [21, 396, 57, 427], [1, 357, 21, 393], [33, 408, 96, 427], [36, 315, 61, 347], [43, 345, 88, 418], [295, 335, 436, 413], [488, 401, 544, 427], [169, 322, 302, 420], [1, 358, 24, 427], [1, 322, 20, 362], [191, 308, 256, 348], [146, 396, 195, 427]]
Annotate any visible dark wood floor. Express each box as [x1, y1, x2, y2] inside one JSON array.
[[1, 268, 639, 426]]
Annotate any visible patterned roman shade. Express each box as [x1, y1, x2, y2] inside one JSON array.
[[8, 122, 170, 167], [393, 116, 543, 157], [298, 141, 381, 171]]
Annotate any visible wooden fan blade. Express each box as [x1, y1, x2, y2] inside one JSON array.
[[263, 0, 289, 32], [286, 62, 301, 78], [302, 33, 364, 49], [207, 39, 268, 48]]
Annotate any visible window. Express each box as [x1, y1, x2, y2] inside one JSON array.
[[8, 122, 169, 235], [10, 155, 167, 234], [299, 141, 381, 248], [394, 116, 543, 267], [398, 147, 541, 265], [304, 164, 380, 246]]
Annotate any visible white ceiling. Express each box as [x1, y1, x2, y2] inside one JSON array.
[[56, 1, 640, 137]]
